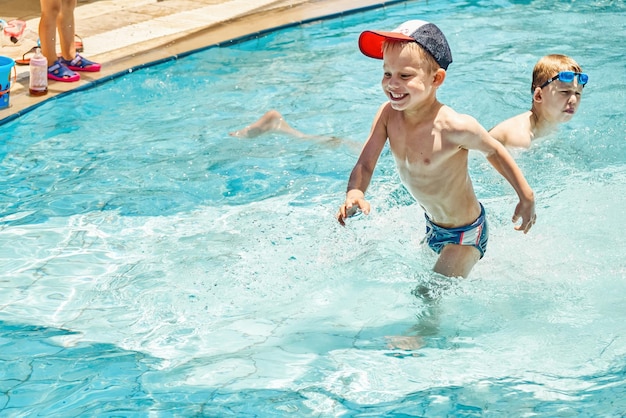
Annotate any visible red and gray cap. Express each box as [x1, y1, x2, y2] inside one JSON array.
[[358, 20, 453, 70]]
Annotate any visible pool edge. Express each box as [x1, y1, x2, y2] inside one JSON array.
[[0, 0, 413, 127]]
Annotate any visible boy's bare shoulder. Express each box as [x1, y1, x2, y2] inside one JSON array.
[[436, 106, 481, 133], [489, 111, 533, 148]]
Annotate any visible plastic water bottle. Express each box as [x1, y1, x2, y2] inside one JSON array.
[[29, 47, 47, 96]]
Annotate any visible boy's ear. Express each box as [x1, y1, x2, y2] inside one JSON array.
[[532, 87, 543, 103], [433, 68, 446, 86]]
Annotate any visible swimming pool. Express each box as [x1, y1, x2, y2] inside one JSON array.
[[1, 0, 625, 415]]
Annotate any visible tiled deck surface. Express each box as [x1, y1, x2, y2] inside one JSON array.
[[1, 0, 396, 123]]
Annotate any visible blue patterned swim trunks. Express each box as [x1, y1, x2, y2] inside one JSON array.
[[424, 203, 489, 259]]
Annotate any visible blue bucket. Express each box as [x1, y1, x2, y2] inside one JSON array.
[[0, 55, 16, 109]]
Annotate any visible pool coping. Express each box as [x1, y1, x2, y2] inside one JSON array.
[[0, 0, 411, 127]]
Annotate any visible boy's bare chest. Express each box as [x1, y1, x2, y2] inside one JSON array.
[[388, 127, 449, 169]]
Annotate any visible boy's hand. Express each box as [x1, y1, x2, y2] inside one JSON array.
[[512, 199, 536, 234], [337, 190, 370, 226]]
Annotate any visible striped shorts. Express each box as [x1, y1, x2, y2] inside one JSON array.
[[423, 203, 489, 259]]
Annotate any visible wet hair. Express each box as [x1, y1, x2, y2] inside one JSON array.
[[382, 40, 440, 73], [531, 54, 583, 92]]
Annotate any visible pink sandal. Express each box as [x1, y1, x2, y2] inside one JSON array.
[[60, 53, 101, 72], [48, 60, 80, 82]]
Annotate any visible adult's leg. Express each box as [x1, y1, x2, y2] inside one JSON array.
[[57, 0, 77, 60], [230, 110, 310, 138], [39, 0, 62, 65], [229, 110, 362, 153]]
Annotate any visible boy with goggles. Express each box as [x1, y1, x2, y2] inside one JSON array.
[[489, 54, 587, 149]]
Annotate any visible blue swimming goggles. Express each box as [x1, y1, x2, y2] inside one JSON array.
[[540, 71, 589, 88]]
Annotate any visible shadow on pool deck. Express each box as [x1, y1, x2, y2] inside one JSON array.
[[0, 0, 403, 125]]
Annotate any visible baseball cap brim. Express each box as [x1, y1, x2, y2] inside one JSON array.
[[358, 30, 414, 60]]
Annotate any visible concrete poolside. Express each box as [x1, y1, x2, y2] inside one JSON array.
[[1, 0, 400, 124]]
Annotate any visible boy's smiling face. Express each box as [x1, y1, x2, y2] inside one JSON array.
[[381, 42, 439, 111]]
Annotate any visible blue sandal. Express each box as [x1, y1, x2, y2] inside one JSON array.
[[48, 60, 80, 82], [60, 53, 101, 72]]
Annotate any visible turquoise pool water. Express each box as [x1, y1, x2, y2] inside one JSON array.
[[1, 0, 626, 415]]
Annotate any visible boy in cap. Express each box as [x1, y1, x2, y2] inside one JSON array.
[[489, 54, 588, 148], [336, 20, 536, 278]]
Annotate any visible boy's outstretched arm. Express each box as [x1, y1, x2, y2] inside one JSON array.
[[455, 115, 536, 233], [337, 153, 377, 225], [485, 144, 536, 233], [337, 104, 389, 226]]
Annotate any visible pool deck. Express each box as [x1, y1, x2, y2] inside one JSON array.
[[0, 0, 398, 124]]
